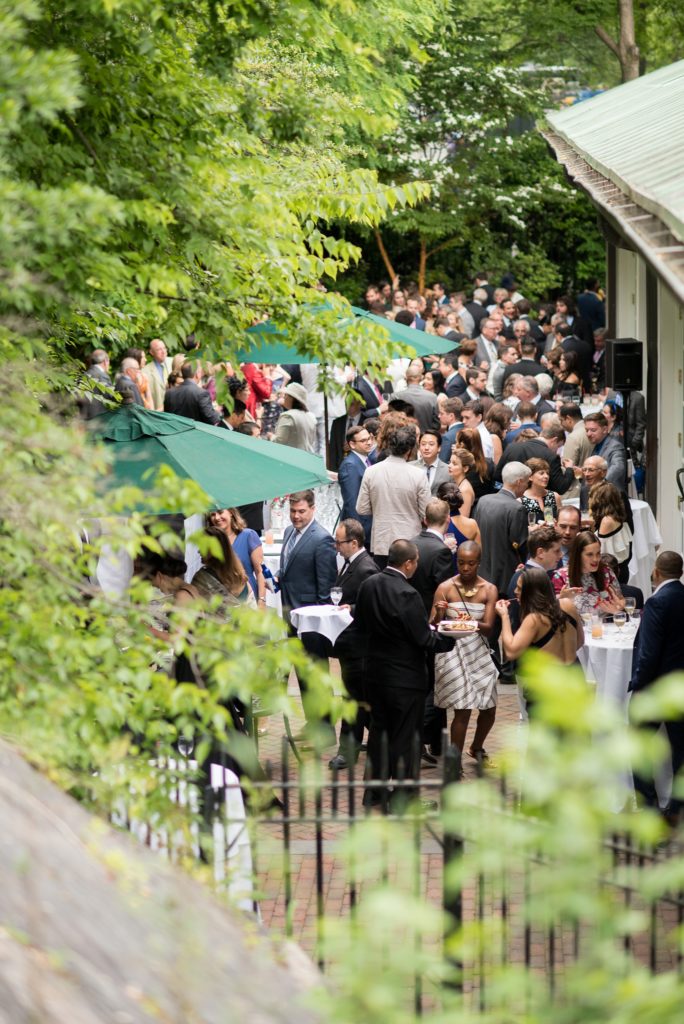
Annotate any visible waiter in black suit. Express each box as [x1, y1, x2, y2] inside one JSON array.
[[410, 498, 455, 762], [630, 551, 684, 824], [328, 519, 380, 770], [355, 539, 454, 807]]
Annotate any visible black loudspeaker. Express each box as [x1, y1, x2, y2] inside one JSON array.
[[605, 338, 643, 391]]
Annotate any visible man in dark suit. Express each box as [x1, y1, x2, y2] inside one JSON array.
[[439, 397, 464, 462], [410, 499, 455, 762], [337, 424, 374, 549], [501, 340, 544, 388], [351, 370, 382, 419], [328, 519, 380, 770], [510, 375, 554, 423], [355, 539, 454, 807], [114, 357, 144, 406], [496, 425, 574, 496], [439, 353, 468, 398], [409, 499, 454, 614], [554, 322, 592, 392], [475, 462, 530, 682], [79, 349, 112, 419], [163, 361, 221, 425], [328, 397, 364, 471], [278, 489, 338, 730], [630, 551, 684, 822]]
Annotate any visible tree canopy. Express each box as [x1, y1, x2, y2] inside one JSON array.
[[1, 0, 446, 369]]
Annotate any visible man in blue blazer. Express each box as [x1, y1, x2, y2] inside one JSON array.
[[630, 550, 684, 820], [279, 489, 338, 727], [337, 424, 374, 549]]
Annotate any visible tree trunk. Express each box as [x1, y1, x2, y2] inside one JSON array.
[[373, 229, 397, 284], [595, 0, 640, 83], [418, 238, 427, 295]]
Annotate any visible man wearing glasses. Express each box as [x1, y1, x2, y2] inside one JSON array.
[[338, 424, 375, 549]]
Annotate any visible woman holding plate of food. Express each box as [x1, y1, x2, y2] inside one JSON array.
[[430, 540, 499, 761]]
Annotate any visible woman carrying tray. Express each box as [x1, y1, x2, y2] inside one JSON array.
[[430, 540, 499, 761]]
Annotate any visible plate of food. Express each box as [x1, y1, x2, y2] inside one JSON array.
[[437, 619, 479, 635]]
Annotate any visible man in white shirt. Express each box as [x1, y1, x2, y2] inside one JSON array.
[[409, 430, 451, 496], [461, 400, 494, 460]]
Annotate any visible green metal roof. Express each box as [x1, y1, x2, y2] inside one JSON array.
[[546, 60, 684, 243]]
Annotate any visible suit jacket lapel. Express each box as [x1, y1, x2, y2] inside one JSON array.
[[285, 521, 316, 571]]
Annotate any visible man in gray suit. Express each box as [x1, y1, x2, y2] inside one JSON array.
[[409, 430, 451, 496], [474, 318, 501, 371], [357, 425, 431, 568], [475, 462, 531, 683], [584, 412, 627, 492], [393, 363, 440, 434], [278, 489, 338, 729]]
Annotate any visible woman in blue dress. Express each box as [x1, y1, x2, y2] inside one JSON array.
[[207, 508, 266, 607], [436, 481, 481, 570]]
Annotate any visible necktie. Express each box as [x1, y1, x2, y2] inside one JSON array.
[[339, 558, 351, 577], [426, 464, 433, 486], [283, 529, 301, 567], [364, 457, 371, 468]]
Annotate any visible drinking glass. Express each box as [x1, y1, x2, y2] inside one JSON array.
[[614, 611, 627, 631], [591, 612, 603, 639], [624, 597, 637, 618], [330, 587, 343, 606], [527, 510, 537, 527]]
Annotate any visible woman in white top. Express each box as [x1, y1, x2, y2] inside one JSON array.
[[589, 480, 633, 585]]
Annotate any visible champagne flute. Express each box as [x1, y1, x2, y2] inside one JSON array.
[[624, 597, 636, 618], [330, 587, 343, 607]]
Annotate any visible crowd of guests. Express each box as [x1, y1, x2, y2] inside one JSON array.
[[77, 271, 684, 818]]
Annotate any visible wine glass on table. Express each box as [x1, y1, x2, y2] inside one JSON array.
[[330, 587, 343, 607], [624, 597, 637, 619], [614, 610, 627, 632]]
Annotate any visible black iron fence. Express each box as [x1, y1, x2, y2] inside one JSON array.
[[116, 734, 684, 1014]]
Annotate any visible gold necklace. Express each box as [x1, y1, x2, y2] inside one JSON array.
[[456, 577, 480, 598]]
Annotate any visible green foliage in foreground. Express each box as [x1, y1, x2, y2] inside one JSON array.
[[0, 364, 348, 828], [310, 654, 684, 1022]]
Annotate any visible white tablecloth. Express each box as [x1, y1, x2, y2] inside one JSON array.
[[290, 605, 353, 645], [262, 542, 283, 614], [578, 625, 635, 706], [628, 499, 662, 598], [578, 624, 671, 808]]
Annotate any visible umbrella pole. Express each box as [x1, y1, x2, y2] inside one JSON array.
[[324, 391, 330, 468]]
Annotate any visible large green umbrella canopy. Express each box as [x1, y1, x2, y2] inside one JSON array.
[[88, 405, 330, 513], [235, 306, 456, 363]]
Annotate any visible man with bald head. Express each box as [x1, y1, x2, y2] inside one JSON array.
[[355, 538, 454, 806], [393, 363, 440, 433], [630, 550, 684, 823]]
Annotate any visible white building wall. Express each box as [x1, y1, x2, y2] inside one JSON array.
[[656, 282, 684, 550]]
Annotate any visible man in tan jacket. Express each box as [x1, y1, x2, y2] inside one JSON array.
[[142, 338, 170, 410], [356, 425, 431, 568], [559, 402, 592, 499]]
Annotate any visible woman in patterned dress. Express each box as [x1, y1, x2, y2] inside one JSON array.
[[430, 541, 498, 759]]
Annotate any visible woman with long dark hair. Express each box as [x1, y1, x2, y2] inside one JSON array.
[[192, 525, 256, 608], [436, 481, 480, 568], [589, 481, 633, 585], [454, 429, 496, 507], [552, 530, 624, 613], [208, 507, 266, 605], [496, 567, 583, 666]]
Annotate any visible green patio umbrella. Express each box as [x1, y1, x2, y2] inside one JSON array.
[[234, 306, 456, 363], [88, 405, 330, 513]]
